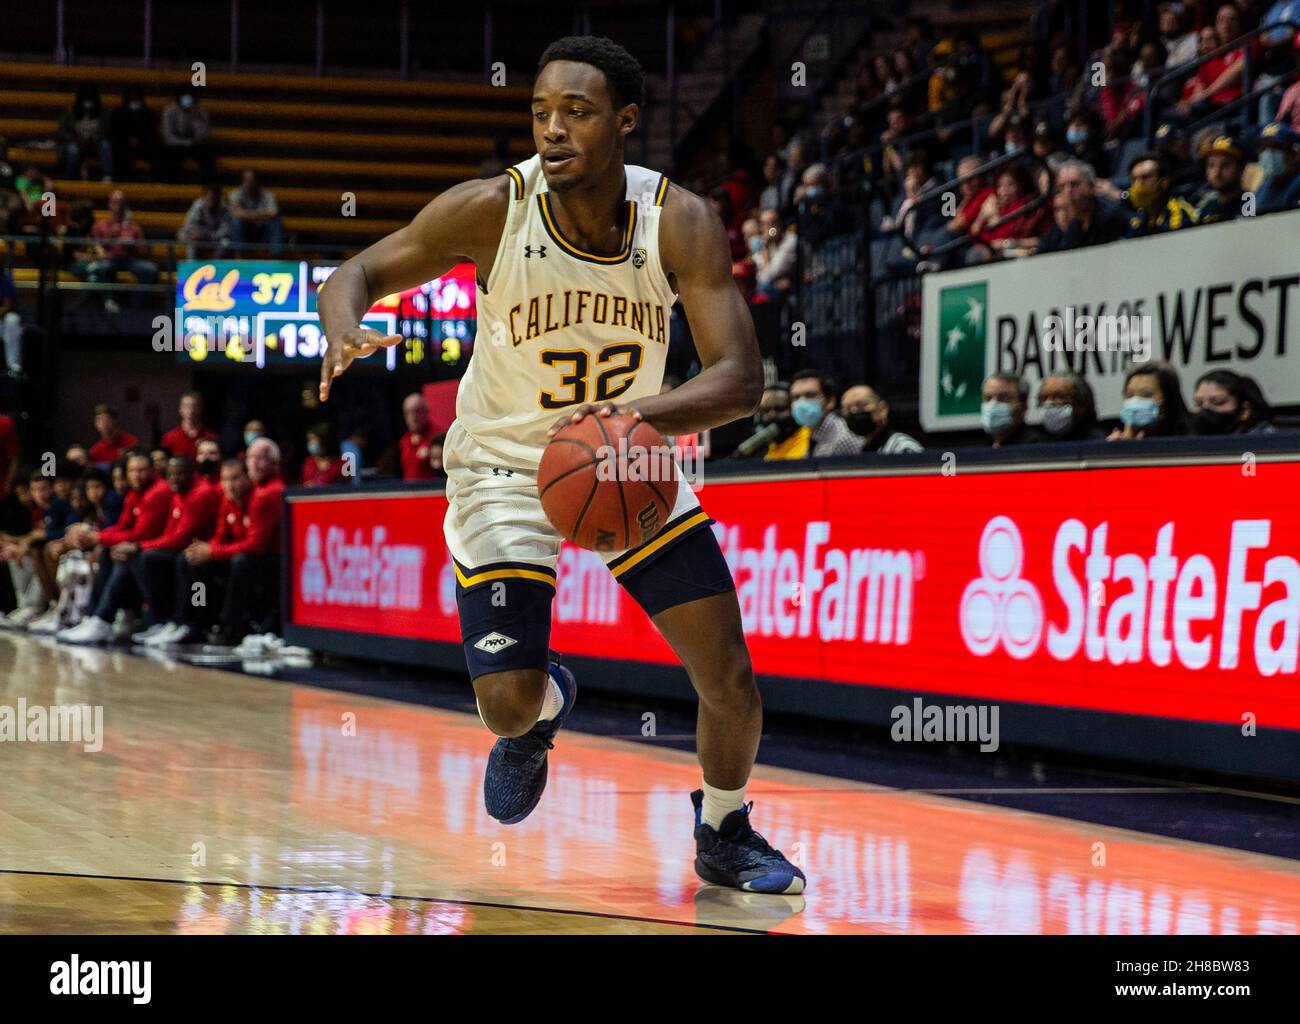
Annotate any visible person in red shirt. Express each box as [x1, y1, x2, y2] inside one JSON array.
[[1178, 5, 1259, 115], [399, 392, 439, 481], [159, 391, 217, 460], [299, 422, 346, 486], [0, 412, 18, 499], [177, 437, 285, 645], [85, 190, 159, 311], [58, 449, 171, 644], [127, 454, 222, 642], [88, 403, 138, 466]]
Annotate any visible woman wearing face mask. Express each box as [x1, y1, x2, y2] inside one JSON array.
[[1190, 370, 1276, 435], [1036, 372, 1103, 442], [1107, 361, 1191, 441], [299, 422, 346, 486]]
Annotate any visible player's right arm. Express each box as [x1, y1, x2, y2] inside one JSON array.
[[318, 176, 510, 401]]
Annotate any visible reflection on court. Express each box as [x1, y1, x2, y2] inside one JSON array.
[[1, 636, 1298, 935]]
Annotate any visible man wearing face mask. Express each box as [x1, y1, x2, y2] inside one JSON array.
[[840, 384, 924, 453], [747, 384, 803, 460], [1255, 122, 1300, 212], [1036, 373, 1104, 442], [160, 87, 214, 183], [981, 373, 1043, 448], [110, 86, 157, 182], [194, 438, 222, 483], [1125, 152, 1198, 235], [1191, 369, 1277, 435], [787, 370, 864, 458]]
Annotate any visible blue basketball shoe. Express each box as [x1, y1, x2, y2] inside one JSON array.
[[691, 790, 806, 894], [483, 663, 577, 824]]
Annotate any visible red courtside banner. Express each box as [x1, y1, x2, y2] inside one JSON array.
[[288, 461, 1300, 729]]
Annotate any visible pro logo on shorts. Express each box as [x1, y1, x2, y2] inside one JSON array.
[[474, 631, 518, 654]]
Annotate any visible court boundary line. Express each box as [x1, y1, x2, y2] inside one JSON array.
[[0, 867, 773, 935]]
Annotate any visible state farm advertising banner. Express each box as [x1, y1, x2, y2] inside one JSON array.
[[288, 461, 1300, 729]]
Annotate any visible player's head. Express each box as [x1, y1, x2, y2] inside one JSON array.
[[534, 36, 644, 191]]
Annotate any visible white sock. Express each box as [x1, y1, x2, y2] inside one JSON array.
[[701, 781, 747, 830], [535, 672, 565, 723]]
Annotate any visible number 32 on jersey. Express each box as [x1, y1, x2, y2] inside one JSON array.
[[539, 342, 644, 409]]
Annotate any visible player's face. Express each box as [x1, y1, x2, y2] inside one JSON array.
[[532, 61, 636, 191]]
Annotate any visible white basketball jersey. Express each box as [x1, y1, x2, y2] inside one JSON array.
[[448, 153, 677, 468]]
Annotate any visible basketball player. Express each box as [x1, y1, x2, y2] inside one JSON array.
[[319, 36, 803, 894]]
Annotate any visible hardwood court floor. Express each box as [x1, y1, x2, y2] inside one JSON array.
[[2, 634, 1299, 935]]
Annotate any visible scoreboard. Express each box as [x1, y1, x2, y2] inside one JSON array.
[[174, 260, 477, 370]]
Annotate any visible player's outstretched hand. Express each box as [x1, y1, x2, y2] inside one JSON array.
[[319, 326, 403, 402], [546, 402, 642, 438]]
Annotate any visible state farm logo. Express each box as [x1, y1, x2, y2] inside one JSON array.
[[298, 522, 426, 610], [961, 516, 1042, 659], [960, 515, 1300, 676]]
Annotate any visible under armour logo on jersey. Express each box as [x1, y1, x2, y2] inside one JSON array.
[[524, 244, 547, 258], [491, 466, 514, 477], [632, 248, 647, 268]]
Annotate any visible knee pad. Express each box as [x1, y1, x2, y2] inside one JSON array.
[[456, 574, 554, 680]]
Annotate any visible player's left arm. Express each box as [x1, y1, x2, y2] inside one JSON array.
[[547, 185, 764, 438]]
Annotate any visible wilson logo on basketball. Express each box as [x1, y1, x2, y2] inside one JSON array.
[[299, 523, 425, 610]]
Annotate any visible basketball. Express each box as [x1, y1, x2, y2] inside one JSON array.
[[538, 413, 679, 551]]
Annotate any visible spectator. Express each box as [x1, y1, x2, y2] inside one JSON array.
[[137, 457, 250, 646], [127, 455, 223, 644], [239, 419, 266, 459], [905, 16, 937, 70], [1038, 159, 1130, 251], [969, 163, 1050, 259], [110, 85, 157, 182], [227, 170, 284, 256], [194, 437, 223, 483], [64, 445, 89, 471], [879, 103, 914, 192], [1132, 40, 1170, 94], [981, 373, 1042, 447], [299, 422, 346, 486], [160, 87, 215, 182], [1276, 34, 1300, 132], [60, 198, 98, 275], [177, 438, 286, 646], [1190, 368, 1277, 433], [57, 84, 113, 180], [755, 207, 798, 297], [749, 384, 802, 461], [776, 138, 808, 216], [1160, 2, 1203, 66], [1177, 4, 1257, 117], [178, 183, 232, 260], [1037, 373, 1104, 441], [88, 404, 139, 466], [0, 266, 22, 377], [57, 449, 173, 644], [1064, 109, 1109, 176], [1195, 134, 1248, 221], [788, 369, 863, 458], [1108, 361, 1192, 439], [944, 156, 995, 237], [1125, 153, 1199, 234], [105, 460, 127, 525], [160, 391, 218, 460], [1098, 46, 1147, 144], [1255, 121, 1300, 210], [87, 190, 159, 310], [428, 431, 447, 478], [1152, 118, 1204, 195], [399, 392, 439, 481], [840, 384, 923, 453], [758, 154, 783, 211], [1031, 120, 1067, 169]]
